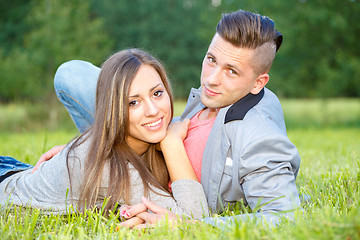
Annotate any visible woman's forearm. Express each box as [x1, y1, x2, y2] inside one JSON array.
[[161, 137, 197, 182]]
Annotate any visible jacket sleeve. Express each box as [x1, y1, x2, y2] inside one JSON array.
[[204, 133, 301, 227], [0, 142, 84, 214], [240, 133, 300, 213]]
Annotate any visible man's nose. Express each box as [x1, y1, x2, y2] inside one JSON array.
[[206, 67, 221, 86]]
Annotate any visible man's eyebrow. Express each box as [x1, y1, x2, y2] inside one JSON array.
[[129, 83, 163, 98], [225, 63, 242, 73], [206, 52, 243, 75], [206, 52, 215, 57]]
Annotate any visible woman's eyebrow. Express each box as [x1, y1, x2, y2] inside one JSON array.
[[129, 83, 163, 98], [150, 83, 163, 92]]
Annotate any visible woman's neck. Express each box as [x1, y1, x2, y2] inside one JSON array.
[[125, 136, 150, 156]]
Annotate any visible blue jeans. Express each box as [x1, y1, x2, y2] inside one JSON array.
[[54, 60, 100, 133], [0, 156, 33, 183], [1, 62, 98, 182]]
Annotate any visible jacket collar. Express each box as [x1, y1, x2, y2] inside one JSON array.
[[224, 88, 264, 123]]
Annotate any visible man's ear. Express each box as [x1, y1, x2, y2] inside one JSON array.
[[250, 73, 269, 95]]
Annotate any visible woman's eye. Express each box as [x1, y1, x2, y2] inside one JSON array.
[[129, 100, 139, 107], [154, 90, 163, 97]]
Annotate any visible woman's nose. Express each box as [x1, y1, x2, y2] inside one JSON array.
[[144, 100, 159, 117]]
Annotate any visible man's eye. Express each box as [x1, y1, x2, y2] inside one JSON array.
[[129, 100, 139, 107], [154, 90, 163, 97], [229, 69, 237, 75], [208, 57, 216, 63]]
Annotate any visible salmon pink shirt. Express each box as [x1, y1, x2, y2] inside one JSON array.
[[183, 109, 216, 182]]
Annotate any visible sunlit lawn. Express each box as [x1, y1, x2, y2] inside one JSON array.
[[0, 98, 359, 239]]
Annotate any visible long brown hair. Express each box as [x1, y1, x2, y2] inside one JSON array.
[[68, 49, 174, 211]]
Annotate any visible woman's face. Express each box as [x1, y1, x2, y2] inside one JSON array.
[[126, 64, 172, 155]]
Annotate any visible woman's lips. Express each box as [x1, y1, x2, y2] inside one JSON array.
[[142, 117, 163, 130]]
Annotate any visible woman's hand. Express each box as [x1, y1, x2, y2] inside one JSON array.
[[160, 119, 190, 150], [118, 197, 180, 229]]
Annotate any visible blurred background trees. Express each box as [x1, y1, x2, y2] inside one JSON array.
[[1, 0, 359, 101]]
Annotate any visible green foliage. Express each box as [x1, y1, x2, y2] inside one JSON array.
[[90, 0, 211, 98], [0, 0, 32, 55], [281, 98, 360, 129], [272, 0, 360, 98], [0, 0, 113, 101], [1, 0, 359, 101]]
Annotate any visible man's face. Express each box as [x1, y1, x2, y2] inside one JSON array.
[[200, 33, 264, 109]]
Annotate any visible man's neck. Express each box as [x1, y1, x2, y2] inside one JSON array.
[[198, 107, 220, 121]]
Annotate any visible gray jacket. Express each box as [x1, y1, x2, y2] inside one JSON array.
[[0, 135, 209, 218], [180, 87, 300, 224]]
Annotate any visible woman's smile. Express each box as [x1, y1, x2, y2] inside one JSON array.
[[126, 64, 172, 155], [142, 117, 163, 129]]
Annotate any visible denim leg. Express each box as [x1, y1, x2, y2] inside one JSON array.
[[54, 60, 100, 133], [0, 156, 33, 178]]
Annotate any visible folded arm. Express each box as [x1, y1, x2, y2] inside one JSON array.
[[204, 133, 301, 228]]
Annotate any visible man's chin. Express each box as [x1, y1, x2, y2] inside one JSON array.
[[200, 95, 220, 109]]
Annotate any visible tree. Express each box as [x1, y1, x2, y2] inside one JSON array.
[[0, 0, 113, 101], [277, 0, 360, 98], [91, 0, 212, 99], [0, 0, 33, 55]]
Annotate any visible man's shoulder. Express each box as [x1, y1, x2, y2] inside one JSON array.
[[224, 88, 286, 137], [262, 87, 281, 104], [180, 87, 204, 120], [249, 88, 284, 118]]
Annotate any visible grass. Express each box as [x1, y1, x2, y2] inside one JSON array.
[[0, 98, 359, 239], [282, 98, 360, 129]]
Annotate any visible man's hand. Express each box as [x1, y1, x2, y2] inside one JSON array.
[[119, 197, 180, 229], [32, 145, 66, 173]]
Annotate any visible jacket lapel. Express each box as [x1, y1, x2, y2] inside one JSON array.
[[180, 88, 205, 121], [201, 107, 230, 212]]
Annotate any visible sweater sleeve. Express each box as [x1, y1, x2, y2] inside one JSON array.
[[0, 138, 89, 214], [0, 139, 209, 218], [127, 167, 209, 219], [152, 179, 209, 219], [0, 143, 84, 214]]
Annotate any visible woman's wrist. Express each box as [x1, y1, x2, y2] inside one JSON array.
[[160, 135, 183, 152], [161, 141, 198, 182]]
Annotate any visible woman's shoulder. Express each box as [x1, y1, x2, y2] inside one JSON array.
[[65, 132, 93, 157]]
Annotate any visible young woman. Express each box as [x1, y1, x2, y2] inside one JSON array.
[[0, 49, 208, 220]]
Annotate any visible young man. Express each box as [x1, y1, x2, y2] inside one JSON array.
[[36, 9, 300, 227], [120, 9, 300, 228]]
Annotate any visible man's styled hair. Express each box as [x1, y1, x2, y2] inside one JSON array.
[[216, 9, 283, 75]]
